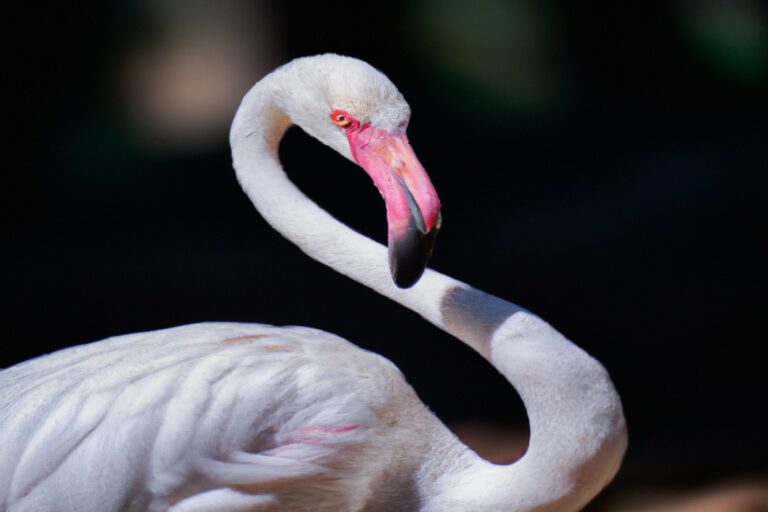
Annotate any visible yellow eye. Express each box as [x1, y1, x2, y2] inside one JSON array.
[[331, 110, 352, 127]]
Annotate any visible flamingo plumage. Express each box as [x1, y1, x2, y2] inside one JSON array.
[[0, 54, 626, 512]]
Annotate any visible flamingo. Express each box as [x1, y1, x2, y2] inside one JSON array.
[[0, 54, 627, 512]]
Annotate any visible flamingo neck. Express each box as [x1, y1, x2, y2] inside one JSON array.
[[229, 63, 626, 512], [230, 70, 460, 332], [423, 293, 627, 511]]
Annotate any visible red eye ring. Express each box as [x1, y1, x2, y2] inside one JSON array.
[[331, 110, 353, 128]]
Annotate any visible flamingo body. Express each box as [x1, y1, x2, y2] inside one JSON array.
[[1, 323, 447, 511], [0, 54, 627, 511]]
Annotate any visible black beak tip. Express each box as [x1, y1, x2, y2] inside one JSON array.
[[393, 265, 423, 289], [388, 225, 440, 289]]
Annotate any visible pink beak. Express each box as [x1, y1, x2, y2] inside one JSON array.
[[347, 124, 442, 288]]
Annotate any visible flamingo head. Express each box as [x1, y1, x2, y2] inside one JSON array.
[[332, 109, 441, 288], [277, 55, 441, 288]]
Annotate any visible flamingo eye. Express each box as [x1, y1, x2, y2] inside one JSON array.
[[331, 110, 352, 127]]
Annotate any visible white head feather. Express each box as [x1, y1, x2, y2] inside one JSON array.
[[267, 54, 411, 160]]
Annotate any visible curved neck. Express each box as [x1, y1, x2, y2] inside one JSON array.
[[230, 74, 462, 341], [230, 67, 626, 511]]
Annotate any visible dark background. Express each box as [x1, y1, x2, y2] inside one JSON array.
[[4, 1, 766, 507]]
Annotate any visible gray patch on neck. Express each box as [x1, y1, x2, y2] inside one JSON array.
[[440, 285, 526, 359]]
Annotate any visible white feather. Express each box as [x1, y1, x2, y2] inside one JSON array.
[[1, 54, 626, 511]]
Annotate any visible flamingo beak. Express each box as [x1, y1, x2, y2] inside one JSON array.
[[347, 125, 441, 288]]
